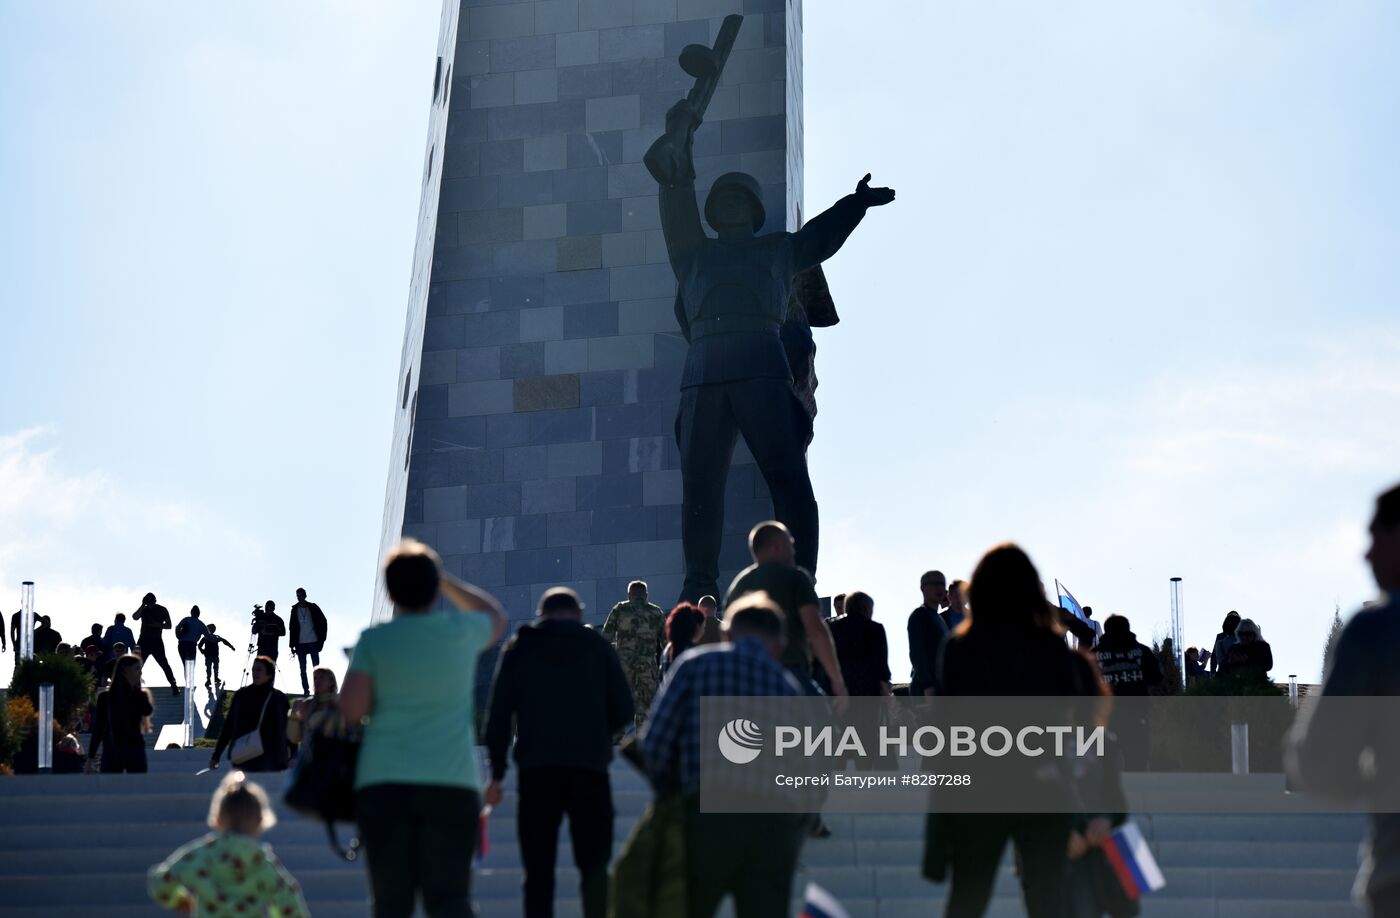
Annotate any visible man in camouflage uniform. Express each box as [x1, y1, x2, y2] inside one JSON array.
[[602, 580, 666, 730]]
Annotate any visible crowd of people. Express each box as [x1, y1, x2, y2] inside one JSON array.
[[10, 482, 1397, 918]]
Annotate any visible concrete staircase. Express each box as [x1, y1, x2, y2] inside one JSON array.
[[0, 751, 1367, 918]]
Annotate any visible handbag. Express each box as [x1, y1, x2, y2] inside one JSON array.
[[284, 710, 362, 860], [230, 691, 273, 765]]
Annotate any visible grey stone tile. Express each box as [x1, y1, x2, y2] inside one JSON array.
[[586, 95, 641, 133], [464, 310, 522, 346], [552, 166, 609, 202], [523, 202, 568, 239], [515, 68, 559, 105], [456, 40, 491, 77], [404, 522, 436, 545], [607, 162, 655, 199], [490, 35, 556, 72], [467, 4, 536, 40], [567, 199, 625, 235], [663, 18, 708, 57], [617, 298, 679, 334], [469, 72, 516, 109], [568, 129, 623, 167], [489, 275, 549, 310], [494, 240, 558, 275], [544, 338, 590, 374], [564, 301, 619, 338], [497, 171, 555, 207], [653, 330, 688, 367], [505, 548, 572, 586], [602, 232, 648, 267], [531, 406, 597, 444], [420, 350, 457, 386], [596, 400, 672, 438], [415, 416, 488, 453], [637, 362, 682, 401], [486, 105, 548, 142], [742, 0, 785, 14], [539, 99, 587, 134], [465, 482, 522, 516], [505, 444, 549, 481], [438, 519, 483, 556], [616, 539, 685, 575], [513, 374, 581, 412], [557, 235, 604, 271], [571, 543, 617, 580], [423, 315, 464, 351], [720, 46, 784, 84], [655, 502, 681, 539], [547, 440, 604, 477], [520, 305, 565, 342], [703, 83, 740, 122], [443, 142, 482, 179], [739, 80, 784, 118], [499, 341, 547, 378], [515, 513, 550, 550], [544, 268, 611, 304], [577, 472, 643, 509], [591, 506, 657, 543], [633, 0, 677, 25], [482, 516, 517, 553], [738, 148, 784, 184], [487, 413, 534, 447], [547, 510, 595, 547], [588, 334, 655, 371], [608, 434, 667, 474], [556, 30, 600, 66], [721, 114, 785, 155], [558, 63, 613, 102], [460, 208, 524, 244], [675, 0, 740, 19], [579, 0, 633, 31], [609, 262, 675, 300], [408, 446, 504, 489], [461, 552, 508, 587], [524, 134, 567, 172], [423, 485, 468, 522], [448, 379, 515, 417], [580, 370, 626, 406], [599, 24, 665, 62], [534, 0, 580, 34], [448, 108, 490, 145], [644, 229, 668, 263], [428, 279, 492, 317], [521, 477, 577, 514], [643, 468, 683, 505], [456, 346, 502, 382], [620, 195, 662, 230], [415, 384, 448, 420], [439, 176, 499, 212]]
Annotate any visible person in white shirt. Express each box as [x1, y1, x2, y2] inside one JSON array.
[[287, 588, 328, 697]]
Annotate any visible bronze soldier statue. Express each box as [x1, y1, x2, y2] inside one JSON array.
[[647, 17, 896, 601]]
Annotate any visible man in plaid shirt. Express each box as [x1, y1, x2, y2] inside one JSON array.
[[641, 593, 812, 917]]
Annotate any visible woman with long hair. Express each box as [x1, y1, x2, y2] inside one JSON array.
[[927, 543, 1109, 918], [660, 603, 706, 677], [209, 656, 290, 773], [87, 653, 154, 773], [1209, 610, 1241, 674]]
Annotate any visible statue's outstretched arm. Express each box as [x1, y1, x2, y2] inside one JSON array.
[[653, 100, 706, 273], [791, 173, 896, 273]]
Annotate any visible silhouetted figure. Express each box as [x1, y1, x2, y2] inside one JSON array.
[[1219, 618, 1272, 682], [660, 603, 706, 677], [103, 612, 136, 662], [942, 580, 968, 632], [1209, 610, 1240, 674], [88, 653, 154, 773], [649, 24, 895, 599], [485, 587, 633, 918], [340, 540, 507, 918], [198, 624, 235, 688], [929, 544, 1106, 918], [1289, 482, 1400, 918], [1082, 605, 1103, 649], [33, 615, 61, 655], [908, 570, 950, 697], [288, 587, 328, 696], [133, 593, 179, 695], [724, 521, 847, 702], [696, 594, 722, 646], [209, 655, 289, 773], [1094, 614, 1163, 770], [830, 591, 892, 698], [175, 606, 207, 669], [79, 623, 104, 657], [254, 599, 285, 662], [1184, 646, 1207, 685]]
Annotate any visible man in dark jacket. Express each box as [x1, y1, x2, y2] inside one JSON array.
[[33, 616, 62, 655], [133, 593, 179, 695], [288, 588, 329, 696], [830, 591, 892, 699], [484, 587, 633, 918], [79, 624, 104, 657], [907, 570, 949, 697], [1289, 482, 1400, 918], [1094, 614, 1163, 769], [254, 600, 286, 662], [102, 613, 136, 662]]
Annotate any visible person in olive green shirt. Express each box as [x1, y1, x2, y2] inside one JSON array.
[[340, 539, 506, 918], [148, 772, 308, 917]]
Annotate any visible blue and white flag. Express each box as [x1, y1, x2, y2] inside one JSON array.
[[800, 883, 850, 918], [1055, 580, 1089, 623]]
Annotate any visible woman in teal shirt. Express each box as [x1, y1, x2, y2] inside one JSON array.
[[341, 539, 506, 918]]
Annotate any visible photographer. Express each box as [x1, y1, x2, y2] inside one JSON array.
[[254, 600, 286, 662]]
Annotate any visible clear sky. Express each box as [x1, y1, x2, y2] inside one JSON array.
[[2, 2, 1397, 693]]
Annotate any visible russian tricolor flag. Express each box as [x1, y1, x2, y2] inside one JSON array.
[[800, 883, 850, 918], [1101, 821, 1166, 898]]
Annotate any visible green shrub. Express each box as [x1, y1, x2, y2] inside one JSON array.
[[8, 653, 94, 728]]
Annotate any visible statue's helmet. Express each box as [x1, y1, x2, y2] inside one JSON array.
[[704, 172, 765, 233]]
